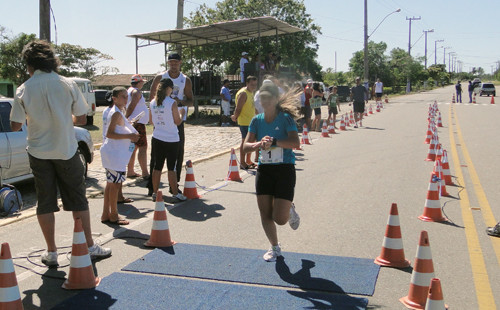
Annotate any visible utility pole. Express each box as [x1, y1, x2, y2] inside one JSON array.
[[335, 51, 337, 73], [176, 0, 184, 54], [443, 47, 451, 65], [363, 0, 369, 85], [434, 39, 444, 65], [406, 16, 420, 93], [39, 0, 51, 42], [423, 29, 433, 69]]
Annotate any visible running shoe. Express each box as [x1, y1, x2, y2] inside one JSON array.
[[41, 251, 58, 267], [88, 244, 112, 260], [174, 193, 187, 201], [288, 203, 300, 230], [152, 193, 157, 202], [486, 223, 500, 237], [263, 243, 282, 262]]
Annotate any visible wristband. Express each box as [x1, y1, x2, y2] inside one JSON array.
[[271, 139, 277, 147]]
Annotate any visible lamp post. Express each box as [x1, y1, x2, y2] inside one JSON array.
[[363, 3, 400, 85], [434, 39, 444, 65], [443, 46, 451, 65], [423, 29, 434, 69]]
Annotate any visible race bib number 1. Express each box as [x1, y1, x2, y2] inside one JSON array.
[[260, 147, 284, 164]]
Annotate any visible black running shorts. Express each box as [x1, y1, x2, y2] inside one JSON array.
[[255, 164, 296, 201]]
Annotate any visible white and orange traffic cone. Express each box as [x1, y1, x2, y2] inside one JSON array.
[[472, 93, 476, 104], [345, 113, 350, 127], [321, 120, 330, 138], [435, 143, 443, 162], [376, 102, 381, 112], [424, 124, 433, 144], [301, 125, 312, 145], [339, 116, 346, 131], [437, 112, 443, 127], [62, 218, 101, 290], [0, 243, 23, 309], [374, 203, 411, 268], [385, 94, 389, 103], [491, 96, 495, 104], [144, 191, 176, 248], [369, 104, 374, 114], [364, 109, 368, 117], [349, 111, 355, 125], [183, 160, 200, 199], [380, 100, 384, 109], [434, 159, 450, 197], [424, 278, 448, 310], [327, 119, 336, 134], [400, 230, 436, 310], [419, 172, 447, 222], [226, 148, 242, 181], [452, 94, 455, 103], [441, 150, 454, 186], [425, 134, 438, 161]]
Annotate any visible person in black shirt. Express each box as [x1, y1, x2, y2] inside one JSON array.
[[468, 81, 474, 103], [455, 81, 462, 103], [350, 77, 368, 128]]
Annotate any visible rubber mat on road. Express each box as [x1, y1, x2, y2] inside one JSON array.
[[122, 243, 380, 296], [52, 272, 369, 310]]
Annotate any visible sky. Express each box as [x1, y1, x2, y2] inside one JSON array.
[[1, 0, 499, 76]]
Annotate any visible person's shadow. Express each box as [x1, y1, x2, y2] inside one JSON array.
[[276, 257, 368, 309], [168, 199, 225, 222]]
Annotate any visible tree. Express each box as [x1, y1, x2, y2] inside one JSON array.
[[388, 48, 426, 90], [55, 43, 114, 79], [348, 41, 390, 85], [322, 68, 350, 86], [0, 32, 37, 86], [183, 0, 322, 80]]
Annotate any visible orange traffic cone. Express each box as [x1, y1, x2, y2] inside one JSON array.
[[385, 95, 389, 103], [400, 230, 435, 310], [376, 102, 381, 112], [424, 124, 433, 144], [339, 116, 346, 131], [144, 191, 176, 248], [425, 134, 438, 161], [301, 125, 312, 145], [491, 96, 495, 104], [321, 120, 330, 138], [380, 100, 384, 109], [424, 278, 448, 310], [437, 112, 443, 127], [345, 113, 350, 127], [419, 172, 447, 222], [62, 218, 101, 290], [472, 93, 476, 104], [327, 119, 336, 134], [435, 143, 443, 162], [349, 111, 355, 125], [434, 159, 450, 197], [441, 150, 454, 186], [183, 160, 200, 199], [451, 94, 455, 103], [0, 243, 23, 309], [226, 148, 242, 181], [369, 104, 374, 114], [364, 109, 368, 117], [374, 203, 411, 268]]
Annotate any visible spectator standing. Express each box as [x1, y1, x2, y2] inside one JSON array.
[[455, 80, 463, 103], [373, 78, 383, 102], [240, 52, 249, 83], [100, 87, 140, 225], [304, 79, 313, 131], [350, 77, 368, 128], [125, 74, 149, 178], [149, 78, 186, 202], [468, 80, 474, 103], [9, 40, 111, 266], [149, 52, 194, 196], [220, 79, 232, 127], [310, 82, 323, 132], [327, 86, 340, 128], [231, 75, 258, 169], [242, 83, 301, 261], [254, 78, 274, 114]]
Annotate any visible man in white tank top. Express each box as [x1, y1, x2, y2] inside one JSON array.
[[373, 78, 383, 102], [148, 52, 194, 195]]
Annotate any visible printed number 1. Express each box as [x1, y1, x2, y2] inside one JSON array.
[[267, 151, 272, 159]]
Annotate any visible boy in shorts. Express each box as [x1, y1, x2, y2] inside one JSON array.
[[327, 86, 340, 128]]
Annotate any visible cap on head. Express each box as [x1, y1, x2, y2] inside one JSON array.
[[241, 52, 249, 56], [131, 74, 146, 83], [262, 79, 274, 86], [168, 53, 182, 61], [259, 83, 279, 98], [307, 79, 313, 84]]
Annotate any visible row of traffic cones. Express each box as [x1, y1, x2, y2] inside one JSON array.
[[374, 204, 447, 309]]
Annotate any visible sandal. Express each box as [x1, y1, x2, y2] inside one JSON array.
[[107, 218, 130, 225], [246, 163, 257, 169], [127, 173, 140, 178], [117, 198, 134, 204]]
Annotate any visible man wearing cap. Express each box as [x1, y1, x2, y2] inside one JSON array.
[[125, 74, 150, 178], [149, 52, 193, 196], [240, 52, 249, 83]]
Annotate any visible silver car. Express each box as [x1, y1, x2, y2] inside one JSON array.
[[0, 97, 94, 183]]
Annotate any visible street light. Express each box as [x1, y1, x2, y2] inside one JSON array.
[[363, 3, 401, 84], [442, 46, 451, 65], [434, 39, 444, 65], [423, 29, 434, 69]]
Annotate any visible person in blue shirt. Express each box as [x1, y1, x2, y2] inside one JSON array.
[[243, 83, 301, 262], [220, 79, 232, 127]]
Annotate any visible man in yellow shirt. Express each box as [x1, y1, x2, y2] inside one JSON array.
[[231, 75, 258, 169]]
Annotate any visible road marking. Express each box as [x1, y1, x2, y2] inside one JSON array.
[[448, 104, 497, 309], [452, 106, 500, 267]]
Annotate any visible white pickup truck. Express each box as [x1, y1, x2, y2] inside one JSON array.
[[69, 77, 96, 126]]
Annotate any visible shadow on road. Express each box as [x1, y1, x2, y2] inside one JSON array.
[[168, 199, 225, 222]]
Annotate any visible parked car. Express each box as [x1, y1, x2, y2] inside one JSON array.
[[94, 89, 109, 107], [479, 83, 496, 97], [336, 86, 351, 102], [0, 97, 94, 183], [69, 78, 96, 125]]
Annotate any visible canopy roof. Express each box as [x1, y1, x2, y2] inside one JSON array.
[[127, 16, 303, 47]]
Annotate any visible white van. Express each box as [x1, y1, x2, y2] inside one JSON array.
[[69, 77, 96, 125]]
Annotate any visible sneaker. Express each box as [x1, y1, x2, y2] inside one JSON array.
[[288, 203, 300, 230], [88, 244, 112, 260], [354, 125, 358, 128], [152, 193, 157, 202], [173, 193, 187, 201], [486, 223, 500, 237], [41, 251, 58, 267], [263, 243, 282, 262]]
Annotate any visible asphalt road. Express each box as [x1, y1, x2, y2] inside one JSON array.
[[2, 85, 499, 309]]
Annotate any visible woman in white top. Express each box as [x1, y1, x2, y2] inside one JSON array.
[[149, 78, 187, 201], [100, 87, 140, 225]]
